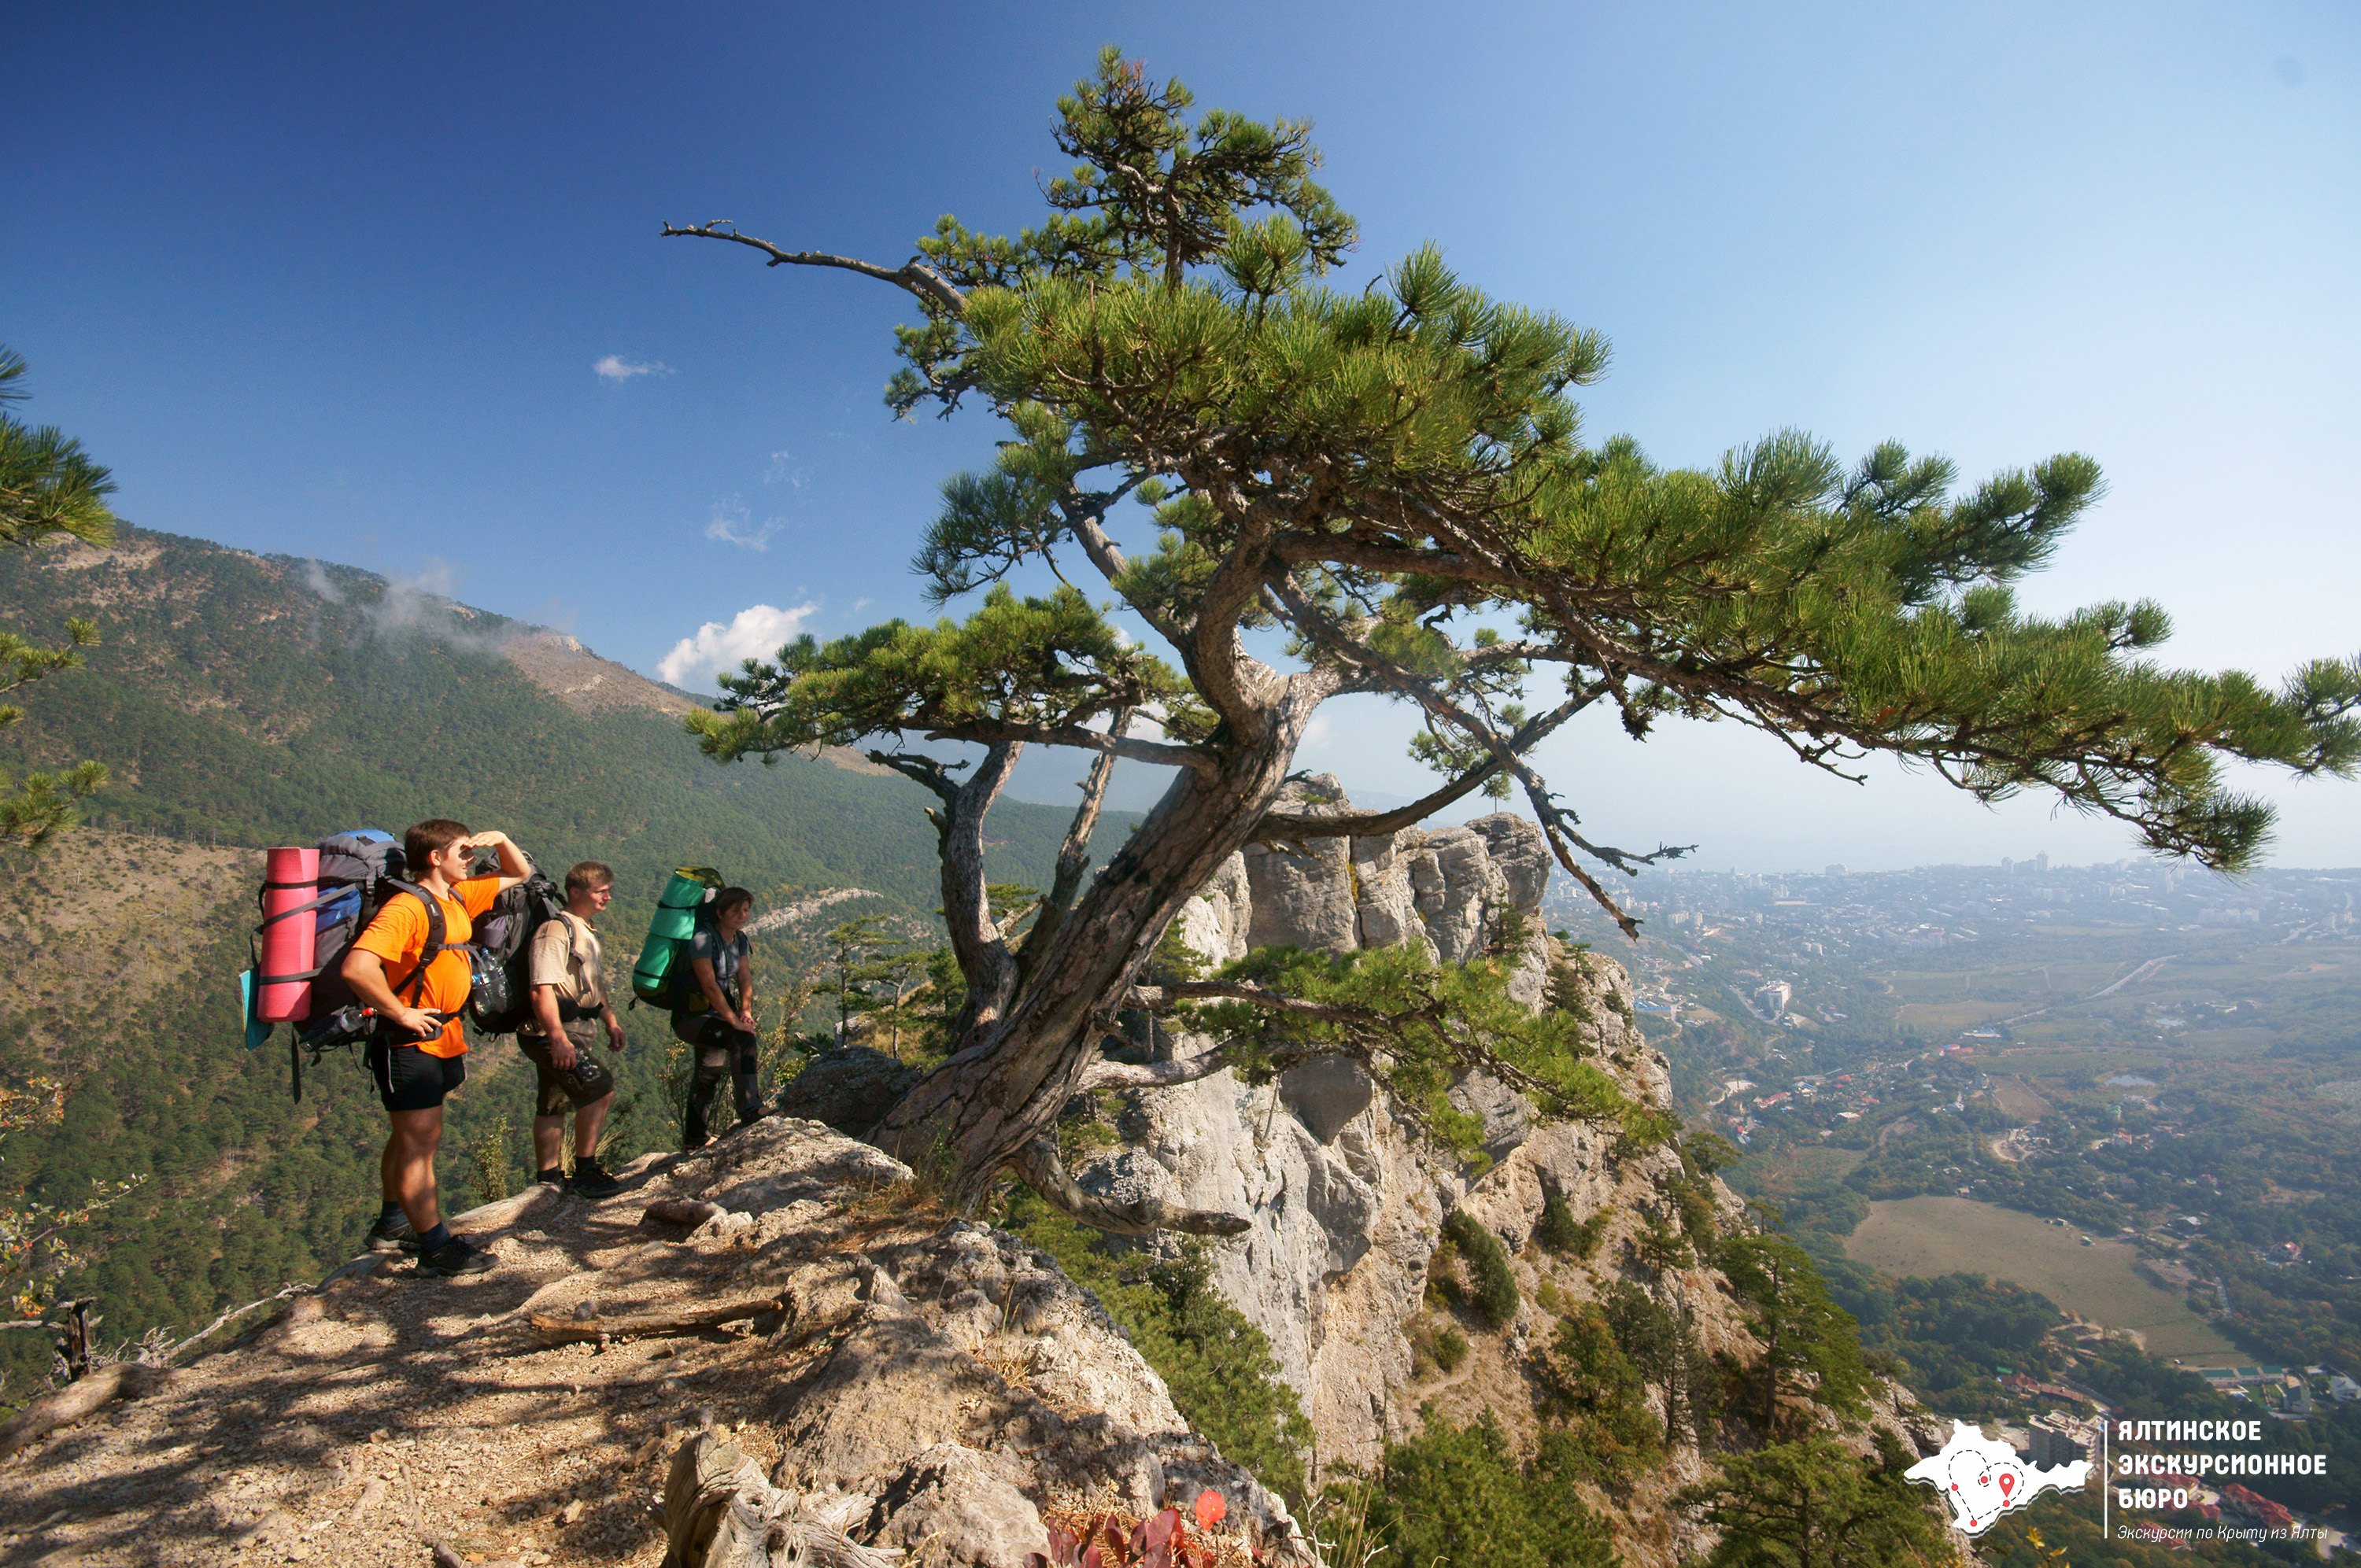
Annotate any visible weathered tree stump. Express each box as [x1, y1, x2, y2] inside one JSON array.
[[660, 1432, 901, 1567]]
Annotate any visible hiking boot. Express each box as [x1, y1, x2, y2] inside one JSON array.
[[366, 1210, 421, 1254], [536, 1166, 567, 1188], [418, 1235, 495, 1277], [564, 1157, 623, 1200]]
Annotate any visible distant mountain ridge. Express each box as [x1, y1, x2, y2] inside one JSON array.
[[501, 625, 894, 779], [0, 525, 1118, 907]]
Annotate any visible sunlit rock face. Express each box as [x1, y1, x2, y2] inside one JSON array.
[[1096, 779, 1679, 1464]]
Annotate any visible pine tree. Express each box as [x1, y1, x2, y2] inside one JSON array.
[[0, 345, 118, 843], [1683, 1436, 1951, 1568], [667, 50, 2361, 1227], [1720, 1232, 1871, 1437], [820, 913, 930, 1057]]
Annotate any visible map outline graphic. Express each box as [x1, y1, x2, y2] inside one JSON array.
[[1903, 1419, 2092, 1535]]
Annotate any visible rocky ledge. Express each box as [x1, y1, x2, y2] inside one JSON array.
[[0, 1120, 1305, 1568]]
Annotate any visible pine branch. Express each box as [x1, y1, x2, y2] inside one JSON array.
[[1270, 578, 1686, 935], [863, 749, 963, 805], [1021, 710, 1131, 980], [922, 718, 1213, 773], [1080, 1043, 1241, 1091], [1247, 688, 1598, 842]]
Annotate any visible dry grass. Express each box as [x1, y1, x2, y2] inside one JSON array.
[[0, 828, 253, 1054], [1987, 1078, 2051, 1121], [1893, 1000, 2019, 1031], [1845, 1196, 2239, 1363]]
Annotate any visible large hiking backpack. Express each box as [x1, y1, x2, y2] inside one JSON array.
[[249, 828, 454, 1098], [300, 830, 408, 1022], [464, 869, 566, 1036], [631, 867, 722, 1009]]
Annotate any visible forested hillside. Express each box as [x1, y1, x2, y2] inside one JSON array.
[[0, 526, 1111, 905], [0, 526, 1129, 1389]]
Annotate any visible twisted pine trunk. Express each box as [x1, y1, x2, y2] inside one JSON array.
[[872, 684, 1322, 1215]]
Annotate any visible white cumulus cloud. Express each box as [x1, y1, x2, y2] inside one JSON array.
[[593, 354, 673, 382], [656, 603, 817, 689]]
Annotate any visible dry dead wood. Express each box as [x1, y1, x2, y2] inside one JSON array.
[[0, 1361, 179, 1460], [661, 1431, 900, 1568], [529, 1297, 784, 1345]]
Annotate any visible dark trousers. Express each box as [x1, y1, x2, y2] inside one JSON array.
[[682, 1018, 761, 1147]]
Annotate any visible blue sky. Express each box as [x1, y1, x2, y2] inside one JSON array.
[[10, 3, 2358, 869]]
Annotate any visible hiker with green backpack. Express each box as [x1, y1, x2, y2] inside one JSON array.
[[676, 886, 760, 1149], [630, 873, 769, 1147]]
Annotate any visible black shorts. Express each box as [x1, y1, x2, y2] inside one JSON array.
[[366, 1040, 467, 1113], [518, 1022, 615, 1117]]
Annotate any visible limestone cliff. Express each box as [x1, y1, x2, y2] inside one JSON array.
[[1078, 781, 1586, 1460], [1079, 781, 1941, 1563]]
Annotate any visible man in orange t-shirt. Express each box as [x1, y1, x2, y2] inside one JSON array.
[[342, 817, 534, 1277]]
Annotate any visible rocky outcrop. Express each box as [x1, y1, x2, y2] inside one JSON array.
[[1086, 779, 1684, 1467], [774, 1045, 924, 1133], [0, 1120, 1306, 1566], [1091, 784, 1964, 1565]]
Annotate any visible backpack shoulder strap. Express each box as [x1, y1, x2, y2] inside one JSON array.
[[379, 880, 449, 1005]]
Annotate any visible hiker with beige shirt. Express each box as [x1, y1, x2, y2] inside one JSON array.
[[516, 860, 627, 1198]]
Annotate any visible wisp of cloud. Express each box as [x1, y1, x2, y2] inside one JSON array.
[[704, 496, 781, 552], [593, 354, 672, 382]]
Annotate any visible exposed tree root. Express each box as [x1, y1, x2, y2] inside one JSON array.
[[529, 1297, 785, 1346]]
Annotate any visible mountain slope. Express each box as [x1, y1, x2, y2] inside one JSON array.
[[0, 526, 1113, 909], [0, 527, 1132, 1385]]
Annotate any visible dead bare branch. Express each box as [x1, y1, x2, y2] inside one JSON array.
[[0, 1361, 179, 1460], [659, 223, 967, 315], [529, 1297, 785, 1346]]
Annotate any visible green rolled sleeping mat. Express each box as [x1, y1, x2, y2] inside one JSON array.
[[631, 866, 722, 1006]]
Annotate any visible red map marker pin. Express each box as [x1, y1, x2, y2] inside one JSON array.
[[1999, 1474, 2016, 1501]]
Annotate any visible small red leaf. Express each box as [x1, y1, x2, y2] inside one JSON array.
[[1195, 1489, 1228, 1532], [1145, 1508, 1180, 1550], [1080, 1549, 1103, 1568]]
